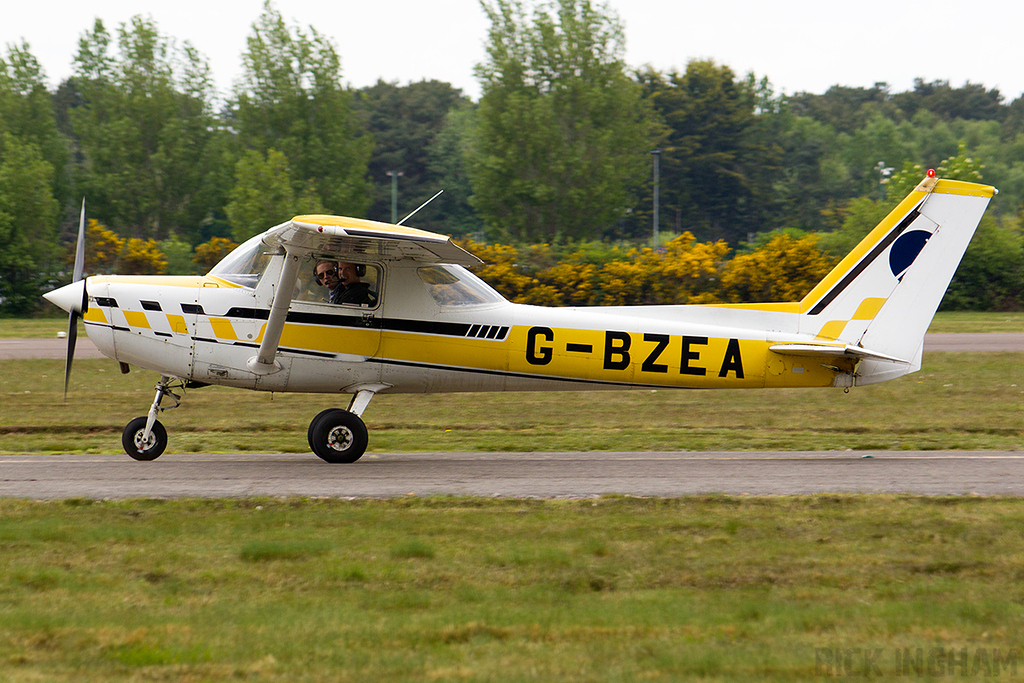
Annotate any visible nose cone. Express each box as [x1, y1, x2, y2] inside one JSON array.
[[43, 280, 87, 314]]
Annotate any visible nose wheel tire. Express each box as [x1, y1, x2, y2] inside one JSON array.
[[309, 410, 367, 463], [122, 416, 168, 461]]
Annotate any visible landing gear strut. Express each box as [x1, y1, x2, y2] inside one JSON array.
[[122, 376, 181, 461], [307, 388, 376, 463]]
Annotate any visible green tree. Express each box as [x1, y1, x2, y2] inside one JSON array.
[[772, 114, 849, 233], [639, 61, 770, 243], [232, 1, 372, 219], [0, 134, 60, 314], [356, 79, 474, 230], [426, 107, 484, 236], [814, 196, 890, 258], [891, 78, 1004, 122], [788, 83, 896, 135], [70, 16, 231, 241], [160, 232, 195, 274], [225, 148, 319, 242], [0, 43, 70, 213], [941, 215, 1022, 310], [468, 0, 653, 242]]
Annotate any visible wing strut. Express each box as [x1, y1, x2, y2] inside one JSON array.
[[247, 248, 301, 375]]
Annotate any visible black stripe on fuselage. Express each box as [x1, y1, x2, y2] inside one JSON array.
[[376, 357, 680, 389], [217, 306, 503, 339], [192, 336, 336, 359], [807, 205, 922, 316]]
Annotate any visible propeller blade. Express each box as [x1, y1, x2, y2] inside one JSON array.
[[73, 198, 85, 283], [63, 199, 87, 401]]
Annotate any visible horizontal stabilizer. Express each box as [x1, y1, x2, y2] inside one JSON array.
[[769, 343, 910, 365]]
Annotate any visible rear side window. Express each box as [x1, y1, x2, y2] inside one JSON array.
[[417, 265, 506, 306]]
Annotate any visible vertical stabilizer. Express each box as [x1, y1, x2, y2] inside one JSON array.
[[796, 175, 995, 383]]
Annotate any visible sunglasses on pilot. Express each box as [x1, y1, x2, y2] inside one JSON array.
[[315, 267, 337, 284]]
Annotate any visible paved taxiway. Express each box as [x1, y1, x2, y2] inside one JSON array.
[[2, 451, 1023, 499]]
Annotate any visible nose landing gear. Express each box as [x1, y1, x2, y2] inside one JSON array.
[[121, 376, 181, 461]]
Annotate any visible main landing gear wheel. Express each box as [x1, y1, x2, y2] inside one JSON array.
[[309, 410, 367, 463], [308, 408, 345, 452], [122, 416, 168, 461]]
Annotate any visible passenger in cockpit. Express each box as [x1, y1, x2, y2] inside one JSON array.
[[315, 260, 376, 306]]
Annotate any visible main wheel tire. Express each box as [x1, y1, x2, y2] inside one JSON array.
[[307, 408, 345, 452], [310, 410, 367, 463], [122, 416, 167, 461]]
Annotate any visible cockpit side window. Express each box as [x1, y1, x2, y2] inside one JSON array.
[[295, 257, 382, 308]]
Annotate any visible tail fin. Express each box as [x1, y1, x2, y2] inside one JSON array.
[[796, 174, 996, 384]]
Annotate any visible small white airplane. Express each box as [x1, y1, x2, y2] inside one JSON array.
[[44, 172, 996, 462]]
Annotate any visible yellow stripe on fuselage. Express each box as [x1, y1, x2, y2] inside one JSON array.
[[378, 324, 844, 389], [278, 323, 381, 357], [122, 310, 151, 329], [83, 307, 108, 324]]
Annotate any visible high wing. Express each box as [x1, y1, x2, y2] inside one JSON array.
[[249, 215, 480, 373], [265, 214, 482, 266]]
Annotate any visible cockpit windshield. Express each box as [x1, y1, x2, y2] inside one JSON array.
[[207, 234, 276, 288]]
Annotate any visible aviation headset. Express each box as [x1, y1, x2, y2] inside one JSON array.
[[314, 259, 366, 282]]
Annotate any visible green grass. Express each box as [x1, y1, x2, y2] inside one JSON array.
[[1, 351, 1023, 454], [0, 315, 73, 339], [926, 311, 1024, 333], [1, 495, 1022, 682]]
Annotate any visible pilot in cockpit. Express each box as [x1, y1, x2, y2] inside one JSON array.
[[315, 260, 377, 306]]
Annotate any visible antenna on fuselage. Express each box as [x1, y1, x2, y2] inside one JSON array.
[[396, 189, 443, 226]]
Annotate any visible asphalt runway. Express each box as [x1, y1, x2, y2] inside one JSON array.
[[2, 451, 1023, 499]]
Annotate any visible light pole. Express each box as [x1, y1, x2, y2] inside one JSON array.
[[386, 170, 404, 223], [650, 149, 661, 247]]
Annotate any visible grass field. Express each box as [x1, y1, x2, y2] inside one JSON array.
[[2, 495, 1023, 682]]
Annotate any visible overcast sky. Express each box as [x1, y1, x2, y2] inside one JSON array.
[[3, 0, 1021, 104]]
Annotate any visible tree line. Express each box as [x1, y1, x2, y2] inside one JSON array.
[[2, 0, 1023, 315]]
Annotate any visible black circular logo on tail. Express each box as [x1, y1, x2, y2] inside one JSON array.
[[889, 230, 932, 278]]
